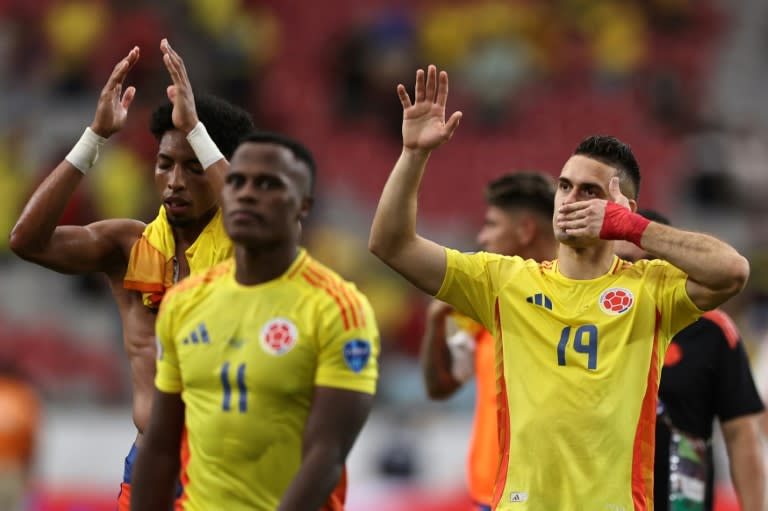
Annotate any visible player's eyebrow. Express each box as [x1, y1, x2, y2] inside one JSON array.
[[559, 176, 604, 192], [157, 152, 201, 166]]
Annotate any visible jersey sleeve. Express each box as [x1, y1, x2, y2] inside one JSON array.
[[314, 289, 380, 394], [436, 248, 523, 335], [154, 293, 182, 394], [643, 260, 703, 342], [706, 313, 766, 422]]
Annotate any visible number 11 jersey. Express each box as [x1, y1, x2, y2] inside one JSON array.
[[155, 249, 380, 511], [436, 249, 702, 511]]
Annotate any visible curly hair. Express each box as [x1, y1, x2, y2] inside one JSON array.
[[150, 94, 254, 159]]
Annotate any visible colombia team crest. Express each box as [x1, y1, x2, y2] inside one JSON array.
[[598, 287, 634, 315], [260, 318, 298, 355]]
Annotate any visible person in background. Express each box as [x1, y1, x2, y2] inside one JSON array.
[[420, 172, 557, 511], [0, 367, 41, 511], [615, 209, 765, 511]]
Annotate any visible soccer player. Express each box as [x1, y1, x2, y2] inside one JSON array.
[[368, 65, 750, 510], [9, 40, 253, 509], [420, 173, 557, 511], [130, 132, 380, 511], [615, 209, 765, 511]]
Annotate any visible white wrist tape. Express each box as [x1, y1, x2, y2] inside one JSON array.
[[65, 127, 107, 174], [447, 330, 476, 383], [186, 121, 224, 170]]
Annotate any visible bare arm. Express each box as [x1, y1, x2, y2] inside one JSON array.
[[160, 39, 229, 197], [130, 389, 185, 511], [721, 414, 766, 511], [639, 222, 749, 310], [420, 300, 462, 399], [368, 65, 462, 296], [277, 387, 373, 511], [9, 48, 142, 274]]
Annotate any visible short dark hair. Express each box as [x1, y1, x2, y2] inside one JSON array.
[[636, 208, 670, 225], [485, 172, 555, 218], [149, 94, 254, 159], [574, 135, 641, 199], [237, 131, 317, 195]]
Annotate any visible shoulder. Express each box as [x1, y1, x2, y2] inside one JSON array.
[[700, 309, 740, 349], [298, 256, 372, 320], [448, 248, 528, 271], [90, 218, 146, 252], [616, 258, 684, 279], [162, 259, 233, 310]]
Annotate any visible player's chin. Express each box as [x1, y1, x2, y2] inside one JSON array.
[[227, 227, 276, 247], [556, 231, 592, 248]]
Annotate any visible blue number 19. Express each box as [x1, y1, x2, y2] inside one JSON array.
[[557, 325, 598, 370]]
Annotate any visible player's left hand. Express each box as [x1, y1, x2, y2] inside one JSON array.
[[556, 177, 631, 241], [161, 38, 199, 134]]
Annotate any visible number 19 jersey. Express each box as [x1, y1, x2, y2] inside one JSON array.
[[155, 249, 380, 511], [436, 249, 702, 511]]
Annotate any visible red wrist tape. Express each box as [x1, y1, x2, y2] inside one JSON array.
[[599, 202, 650, 247]]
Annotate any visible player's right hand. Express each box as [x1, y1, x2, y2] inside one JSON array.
[[397, 65, 462, 154], [90, 47, 139, 138]]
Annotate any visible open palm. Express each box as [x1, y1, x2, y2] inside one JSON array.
[[91, 47, 139, 138], [398, 65, 462, 152]]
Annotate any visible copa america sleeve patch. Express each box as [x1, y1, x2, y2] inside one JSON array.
[[156, 337, 164, 360], [342, 339, 371, 373]]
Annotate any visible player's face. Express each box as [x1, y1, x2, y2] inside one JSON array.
[[155, 129, 217, 227], [614, 239, 650, 262], [553, 155, 615, 246], [221, 142, 311, 248], [477, 206, 524, 256]]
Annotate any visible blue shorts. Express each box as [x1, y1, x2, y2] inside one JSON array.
[[474, 503, 492, 511]]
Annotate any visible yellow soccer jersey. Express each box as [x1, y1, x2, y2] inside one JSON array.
[[436, 249, 702, 511], [155, 249, 380, 511]]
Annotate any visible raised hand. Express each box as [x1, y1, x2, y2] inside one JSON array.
[[161, 38, 198, 133], [90, 47, 139, 138], [397, 65, 462, 153]]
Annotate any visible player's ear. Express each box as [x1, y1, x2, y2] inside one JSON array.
[[516, 215, 536, 246], [298, 196, 313, 220], [628, 199, 638, 213]]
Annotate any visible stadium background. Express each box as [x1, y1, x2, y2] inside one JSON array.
[[1, 0, 768, 509]]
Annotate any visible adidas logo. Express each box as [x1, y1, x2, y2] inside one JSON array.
[[526, 293, 552, 310], [182, 323, 210, 345]]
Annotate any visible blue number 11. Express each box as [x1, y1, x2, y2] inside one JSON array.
[[557, 325, 598, 370], [220, 362, 247, 412]]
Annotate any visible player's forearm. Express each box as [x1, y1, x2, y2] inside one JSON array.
[[130, 448, 180, 511], [9, 162, 85, 257], [640, 223, 749, 298], [368, 148, 430, 261], [420, 317, 460, 399], [723, 416, 766, 511], [277, 447, 344, 511]]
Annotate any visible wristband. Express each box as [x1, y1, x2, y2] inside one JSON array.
[[186, 121, 224, 170], [599, 202, 650, 247], [65, 127, 107, 174]]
